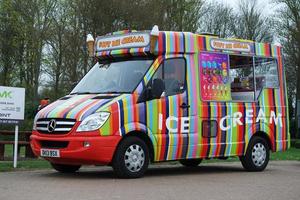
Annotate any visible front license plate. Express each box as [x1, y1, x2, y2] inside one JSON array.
[[40, 149, 60, 158]]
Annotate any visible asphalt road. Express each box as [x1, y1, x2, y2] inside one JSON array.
[[0, 161, 299, 200]]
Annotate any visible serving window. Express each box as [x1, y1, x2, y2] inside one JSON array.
[[229, 55, 255, 101], [200, 52, 279, 102], [254, 58, 279, 99]]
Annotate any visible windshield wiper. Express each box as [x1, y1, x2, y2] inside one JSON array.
[[70, 91, 131, 95]]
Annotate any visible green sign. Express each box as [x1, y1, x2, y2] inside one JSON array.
[[0, 90, 12, 99]]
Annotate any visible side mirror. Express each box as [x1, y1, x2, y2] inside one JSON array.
[[137, 78, 165, 103], [137, 87, 152, 103], [152, 78, 165, 99]]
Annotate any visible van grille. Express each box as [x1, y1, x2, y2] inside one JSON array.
[[36, 118, 76, 134]]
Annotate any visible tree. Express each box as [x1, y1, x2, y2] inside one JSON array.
[[233, 0, 273, 42], [160, 0, 205, 32], [275, 0, 300, 137], [0, 0, 23, 86], [44, 0, 74, 98], [12, 0, 58, 103], [199, 1, 235, 38]]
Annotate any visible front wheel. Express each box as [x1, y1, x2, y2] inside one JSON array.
[[51, 163, 81, 173], [112, 136, 149, 178], [179, 159, 202, 167], [240, 136, 270, 171]]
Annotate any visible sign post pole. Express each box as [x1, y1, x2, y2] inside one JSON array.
[[297, 100, 300, 138], [13, 125, 19, 168]]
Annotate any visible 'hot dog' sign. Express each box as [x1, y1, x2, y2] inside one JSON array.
[[96, 32, 150, 51]]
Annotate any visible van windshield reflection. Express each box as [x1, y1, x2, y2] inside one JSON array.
[[71, 59, 153, 94]]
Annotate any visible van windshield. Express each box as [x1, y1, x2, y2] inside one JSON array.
[[71, 59, 153, 94]]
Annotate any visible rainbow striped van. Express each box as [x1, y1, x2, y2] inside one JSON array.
[[30, 26, 290, 178]]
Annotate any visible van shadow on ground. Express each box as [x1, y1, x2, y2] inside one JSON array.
[[39, 164, 249, 180]]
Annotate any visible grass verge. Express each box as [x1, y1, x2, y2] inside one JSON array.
[[0, 159, 51, 172], [0, 145, 51, 172], [271, 147, 300, 161]]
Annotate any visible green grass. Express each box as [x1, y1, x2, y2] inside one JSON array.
[[0, 144, 50, 172], [0, 146, 299, 172], [0, 159, 51, 172], [4, 144, 25, 157], [271, 147, 300, 161]]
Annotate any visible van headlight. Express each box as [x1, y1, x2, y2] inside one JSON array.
[[76, 112, 110, 132]]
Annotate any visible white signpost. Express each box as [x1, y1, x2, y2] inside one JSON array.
[[297, 100, 300, 138], [0, 86, 25, 168]]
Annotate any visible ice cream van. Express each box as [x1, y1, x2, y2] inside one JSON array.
[[30, 25, 290, 178]]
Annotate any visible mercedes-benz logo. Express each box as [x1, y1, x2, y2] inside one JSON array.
[[47, 119, 56, 133]]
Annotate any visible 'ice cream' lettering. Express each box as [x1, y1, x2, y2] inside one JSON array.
[[158, 109, 282, 133], [219, 109, 282, 131]]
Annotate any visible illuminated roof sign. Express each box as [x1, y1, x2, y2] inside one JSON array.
[[210, 38, 254, 53], [95, 32, 150, 52]]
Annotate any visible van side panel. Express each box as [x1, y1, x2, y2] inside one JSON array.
[[97, 57, 288, 162], [96, 32, 289, 162]]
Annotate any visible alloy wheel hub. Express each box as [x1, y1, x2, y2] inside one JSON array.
[[124, 144, 145, 172], [251, 143, 267, 167]]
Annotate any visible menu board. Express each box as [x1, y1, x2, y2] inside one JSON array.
[[200, 52, 231, 101]]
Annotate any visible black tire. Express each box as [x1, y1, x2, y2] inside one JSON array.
[[112, 136, 149, 178], [51, 163, 81, 173], [240, 136, 270, 171], [179, 159, 202, 167]]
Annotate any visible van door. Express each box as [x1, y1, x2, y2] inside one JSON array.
[[145, 57, 189, 161]]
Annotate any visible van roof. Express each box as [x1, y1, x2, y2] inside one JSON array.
[[95, 30, 282, 59]]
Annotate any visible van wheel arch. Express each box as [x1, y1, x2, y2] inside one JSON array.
[[114, 131, 155, 163], [250, 131, 273, 152]]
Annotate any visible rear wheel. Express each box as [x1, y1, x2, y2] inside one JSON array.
[[179, 159, 202, 167], [51, 163, 81, 173], [112, 136, 149, 178], [240, 136, 270, 171]]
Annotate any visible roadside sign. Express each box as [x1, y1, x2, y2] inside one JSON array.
[[0, 86, 25, 124], [0, 86, 25, 168]]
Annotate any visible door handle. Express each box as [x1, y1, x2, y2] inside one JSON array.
[[180, 103, 190, 109]]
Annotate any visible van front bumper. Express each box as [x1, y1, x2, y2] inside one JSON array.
[[30, 131, 122, 165]]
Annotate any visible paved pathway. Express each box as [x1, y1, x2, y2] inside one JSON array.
[[0, 161, 299, 200]]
